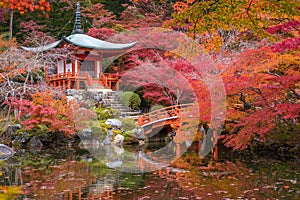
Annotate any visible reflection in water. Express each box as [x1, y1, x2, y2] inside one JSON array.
[[0, 143, 299, 199], [85, 140, 193, 173]]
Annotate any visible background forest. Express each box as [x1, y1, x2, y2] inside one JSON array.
[[0, 0, 299, 153]]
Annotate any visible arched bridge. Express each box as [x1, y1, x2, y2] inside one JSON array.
[[137, 103, 195, 138]]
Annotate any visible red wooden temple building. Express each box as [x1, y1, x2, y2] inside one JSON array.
[[22, 2, 136, 91]]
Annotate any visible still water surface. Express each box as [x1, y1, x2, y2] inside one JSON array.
[[0, 142, 299, 200]]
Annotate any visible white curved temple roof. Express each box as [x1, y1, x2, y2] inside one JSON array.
[[21, 40, 63, 53], [21, 33, 136, 53], [64, 34, 136, 50]]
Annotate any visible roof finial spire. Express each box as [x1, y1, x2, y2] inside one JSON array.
[[72, 2, 84, 34]]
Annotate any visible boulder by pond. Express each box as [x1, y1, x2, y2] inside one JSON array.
[[105, 119, 122, 129], [3, 124, 80, 151], [0, 144, 15, 160], [113, 134, 124, 146]]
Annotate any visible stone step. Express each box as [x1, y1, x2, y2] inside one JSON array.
[[123, 115, 139, 119], [121, 111, 140, 116], [110, 105, 128, 108], [109, 105, 129, 109]]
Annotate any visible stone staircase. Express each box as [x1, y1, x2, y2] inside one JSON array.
[[103, 91, 140, 119], [86, 79, 109, 92]]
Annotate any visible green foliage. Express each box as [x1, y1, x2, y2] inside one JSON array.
[[150, 104, 164, 112], [121, 118, 137, 132], [182, 151, 204, 166], [123, 131, 134, 142], [112, 129, 122, 136], [119, 91, 141, 110], [95, 107, 121, 120], [270, 121, 300, 146], [87, 160, 112, 178]]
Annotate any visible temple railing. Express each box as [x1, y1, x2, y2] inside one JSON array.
[[47, 72, 120, 90], [103, 73, 119, 80], [47, 72, 79, 81]]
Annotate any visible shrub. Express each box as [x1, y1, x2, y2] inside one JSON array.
[[95, 107, 121, 121], [123, 131, 134, 141], [6, 90, 75, 136], [119, 91, 141, 110], [121, 118, 137, 132]]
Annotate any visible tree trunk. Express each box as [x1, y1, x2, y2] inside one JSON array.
[[9, 10, 13, 39]]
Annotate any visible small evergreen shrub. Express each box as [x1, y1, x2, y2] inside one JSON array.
[[119, 91, 141, 110], [121, 118, 137, 132]]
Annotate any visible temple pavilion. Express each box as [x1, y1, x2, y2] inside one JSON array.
[[22, 2, 136, 91]]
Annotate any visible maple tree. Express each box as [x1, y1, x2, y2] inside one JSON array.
[[0, 0, 51, 38], [119, 0, 172, 29], [117, 52, 196, 105], [0, 0, 50, 14], [0, 35, 71, 131], [6, 90, 75, 136], [87, 27, 115, 40], [82, 3, 116, 28], [220, 38, 300, 149], [165, 0, 300, 52]]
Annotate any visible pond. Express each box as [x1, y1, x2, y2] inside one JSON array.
[[0, 142, 299, 200]]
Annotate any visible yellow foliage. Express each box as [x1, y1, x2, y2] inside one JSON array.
[[0, 186, 22, 200], [0, 36, 16, 52], [201, 34, 223, 53]]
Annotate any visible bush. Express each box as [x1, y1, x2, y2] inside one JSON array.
[[6, 90, 75, 136], [121, 118, 137, 132], [95, 107, 121, 121], [123, 131, 134, 141], [119, 91, 141, 110]]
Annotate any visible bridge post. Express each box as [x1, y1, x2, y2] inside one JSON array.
[[213, 129, 218, 161], [176, 142, 181, 158]]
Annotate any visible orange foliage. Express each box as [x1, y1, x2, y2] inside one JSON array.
[[7, 90, 76, 136], [0, 0, 51, 14]]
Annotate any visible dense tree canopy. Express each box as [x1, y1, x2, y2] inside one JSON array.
[[0, 0, 299, 150]]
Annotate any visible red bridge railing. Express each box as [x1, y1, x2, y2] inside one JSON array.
[[137, 103, 194, 127]]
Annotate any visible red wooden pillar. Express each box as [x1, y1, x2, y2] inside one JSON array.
[[77, 60, 81, 75], [76, 80, 79, 90], [72, 60, 75, 76], [116, 81, 120, 91], [63, 60, 66, 75], [62, 80, 66, 90], [67, 71, 71, 89], [94, 60, 97, 78], [100, 54, 103, 76]]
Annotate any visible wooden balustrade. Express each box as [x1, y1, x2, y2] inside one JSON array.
[[47, 72, 120, 90], [138, 103, 194, 126]]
